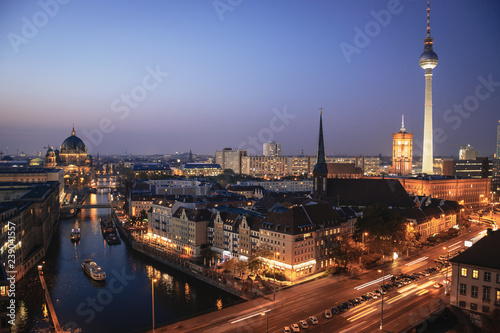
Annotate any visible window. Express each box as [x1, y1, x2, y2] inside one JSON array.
[[497, 274, 500, 284], [496, 290, 500, 305], [470, 303, 477, 311], [459, 300, 466, 308], [483, 287, 491, 302], [472, 270, 479, 279], [471, 286, 478, 298], [484, 271, 491, 282], [460, 284, 467, 296], [461, 268, 468, 277], [482, 306, 490, 313]]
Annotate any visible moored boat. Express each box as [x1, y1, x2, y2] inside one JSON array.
[[71, 228, 81, 242], [106, 231, 121, 245], [82, 259, 106, 281]]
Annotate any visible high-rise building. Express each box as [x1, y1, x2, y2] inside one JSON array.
[[419, 0, 439, 174], [496, 120, 500, 159], [459, 144, 479, 160], [392, 115, 413, 175], [263, 141, 281, 157], [215, 148, 247, 174]]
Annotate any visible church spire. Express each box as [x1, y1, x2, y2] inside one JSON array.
[[313, 108, 328, 174], [71, 124, 75, 136]]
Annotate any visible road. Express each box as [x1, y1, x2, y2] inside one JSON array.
[[155, 225, 489, 333]]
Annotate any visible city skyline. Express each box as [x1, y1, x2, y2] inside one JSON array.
[[1, 0, 500, 157]]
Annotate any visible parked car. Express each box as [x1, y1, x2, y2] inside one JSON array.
[[309, 316, 318, 325], [283, 327, 291, 333], [324, 309, 332, 318], [291, 324, 300, 332], [331, 307, 339, 314], [299, 320, 309, 329]]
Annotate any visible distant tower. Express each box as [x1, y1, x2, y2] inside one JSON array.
[[392, 115, 413, 176], [313, 109, 328, 201], [419, 0, 438, 174]]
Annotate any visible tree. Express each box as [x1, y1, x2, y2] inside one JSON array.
[[354, 203, 406, 256], [199, 244, 218, 266], [327, 235, 364, 270]]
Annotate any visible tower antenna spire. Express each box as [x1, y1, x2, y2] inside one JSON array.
[[401, 115, 406, 132], [426, 0, 431, 37]]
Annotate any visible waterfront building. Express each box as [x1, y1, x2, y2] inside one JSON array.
[[392, 116, 413, 175], [263, 141, 281, 157], [148, 199, 194, 241], [45, 126, 93, 186], [419, 0, 439, 174], [170, 207, 211, 258], [210, 207, 263, 260], [131, 195, 157, 217], [459, 145, 479, 160], [215, 148, 247, 174], [260, 203, 343, 280], [0, 260, 9, 332], [0, 181, 60, 281], [449, 228, 500, 328]]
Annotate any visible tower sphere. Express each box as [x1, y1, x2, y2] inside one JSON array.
[[419, 50, 439, 69]]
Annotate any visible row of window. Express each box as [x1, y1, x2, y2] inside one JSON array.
[[460, 268, 498, 283], [459, 284, 500, 304], [458, 301, 490, 313]]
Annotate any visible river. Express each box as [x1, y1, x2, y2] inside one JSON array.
[[13, 185, 241, 332]]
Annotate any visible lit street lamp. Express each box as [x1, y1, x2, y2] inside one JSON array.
[[152, 278, 157, 332], [273, 252, 279, 301], [378, 269, 385, 331], [260, 312, 268, 333]]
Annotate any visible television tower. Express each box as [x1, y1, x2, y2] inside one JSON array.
[[419, 0, 438, 174]]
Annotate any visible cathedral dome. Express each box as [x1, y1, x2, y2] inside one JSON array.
[[60, 126, 86, 153]]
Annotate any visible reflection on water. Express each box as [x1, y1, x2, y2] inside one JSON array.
[[14, 189, 240, 333]]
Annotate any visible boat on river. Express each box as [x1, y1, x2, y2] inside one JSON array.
[[82, 259, 106, 281], [70, 228, 81, 242], [106, 230, 121, 245]]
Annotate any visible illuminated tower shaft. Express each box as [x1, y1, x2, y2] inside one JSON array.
[[419, 0, 438, 174], [422, 68, 434, 174]]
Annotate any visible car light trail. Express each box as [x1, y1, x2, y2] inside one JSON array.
[[416, 289, 429, 296], [450, 241, 461, 247], [405, 256, 428, 266], [354, 274, 393, 290], [230, 309, 271, 324], [348, 308, 377, 322]]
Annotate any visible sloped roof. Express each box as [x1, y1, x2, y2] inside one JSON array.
[[450, 229, 500, 270], [325, 178, 414, 208], [263, 203, 343, 235]]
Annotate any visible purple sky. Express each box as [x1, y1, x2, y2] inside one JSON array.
[[1, 0, 499, 157]]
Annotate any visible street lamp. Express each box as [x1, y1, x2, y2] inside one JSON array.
[[362, 232, 368, 254], [260, 312, 268, 333], [443, 246, 450, 285], [152, 278, 157, 332], [378, 269, 385, 331], [273, 252, 279, 301]]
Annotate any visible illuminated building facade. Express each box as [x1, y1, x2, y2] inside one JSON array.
[[392, 116, 413, 175]]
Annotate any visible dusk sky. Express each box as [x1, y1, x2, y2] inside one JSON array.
[[1, 0, 500, 157]]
